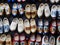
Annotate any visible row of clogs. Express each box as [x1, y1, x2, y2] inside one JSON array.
[[7, 0, 26, 2], [10, 18, 59, 34], [7, 0, 60, 3], [0, 34, 60, 45], [0, 3, 60, 19], [38, 0, 60, 3], [0, 3, 24, 16], [0, 17, 60, 34]]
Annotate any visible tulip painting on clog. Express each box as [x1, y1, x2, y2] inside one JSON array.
[[20, 34, 26, 45], [56, 36, 60, 45], [13, 33, 19, 45], [28, 34, 35, 45], [38, 19, 43, 33], [12, 3, 17, 16], [51, 5, 57, 19], [44, 20, 49, 33], [3, 18, 9, 33], [18, 4, 24, 15], [31, 4, 37, 18], [50, 21, 56, 34], [42, 36, 49, 45], [4, 3, 10, 15], [49, 36, 55, 45]]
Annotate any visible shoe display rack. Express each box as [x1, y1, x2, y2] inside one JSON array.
[[0, 0, 60, 45]]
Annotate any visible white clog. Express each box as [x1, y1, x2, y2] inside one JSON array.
[[18, 18, 24, 33], [37, 3, 44, 18], [44, 3, 50, 18], [10, 18, 18, 31]]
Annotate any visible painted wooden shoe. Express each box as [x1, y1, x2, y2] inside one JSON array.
[[20, 34, 27, 45], [49, 36, 55, 45], [18, 18, 24, 33], [44, 20, 49, 33], [35, 35, 41, 45], [30, 19, 37, 33], [10, 18, 18, 31], [13, 33, 19, 45], [25, 4, 31, 19], [18, 4, 24, 15], [3, 18, 9, 33], [28, 34, 35, 45], [31, 4, 37, 18], [4, 3, 10, 15], [42, 36, 49, 45], [44, 3, 50, 18], [37, 3, 44, 18], [51, 5, 57, 19], [24, 19, 31, 34], [12, 3, 17, 16], [0, 34, 6, 45], [6, 34, 12, 45], [17, 0, 21, 2], [38, 19, 43, 33], [50, 21, 56, 34], [0, 3, 4, 16]]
